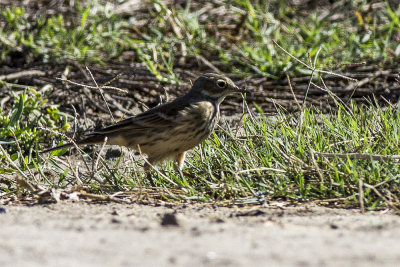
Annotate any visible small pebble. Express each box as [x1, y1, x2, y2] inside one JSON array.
[[111, 210, 118, 216], [161, 213, 179, 226], [330, 223, 339, 229], [111, 218, 122, 224]]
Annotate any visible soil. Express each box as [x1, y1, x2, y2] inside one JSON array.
[[1, 202, 399, 267]]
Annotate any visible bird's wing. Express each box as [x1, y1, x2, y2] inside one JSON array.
[[93, 98, 189, 135]]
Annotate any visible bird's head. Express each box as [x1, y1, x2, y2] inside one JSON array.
[[191, 73, 250, 103]]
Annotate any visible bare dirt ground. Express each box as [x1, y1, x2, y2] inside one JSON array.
[[0, 202, 399, 267]]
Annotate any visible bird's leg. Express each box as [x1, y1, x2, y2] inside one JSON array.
[[143, 161, 156, 187], [176, 151, 186, 172], [174, 151, 186, 175], [174, 152, 186, 185], [174, 152, 195, 179]]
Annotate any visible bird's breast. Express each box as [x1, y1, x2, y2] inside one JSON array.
[[170, 101, 219, 147]]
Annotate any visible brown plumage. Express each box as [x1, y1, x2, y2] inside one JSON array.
[[41, 73, 249, 183]]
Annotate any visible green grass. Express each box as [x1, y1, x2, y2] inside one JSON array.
[[2, 88, 399, 209], [0, 0, 399, 210], [0, 86, 71, 177], [1, 1, 399, 77], [141, 99, 400, 208]]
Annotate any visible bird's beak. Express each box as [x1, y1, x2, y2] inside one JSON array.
[[235, 86, 252, 95]]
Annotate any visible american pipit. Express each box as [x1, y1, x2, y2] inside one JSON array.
[[42, 73, 249, 184]]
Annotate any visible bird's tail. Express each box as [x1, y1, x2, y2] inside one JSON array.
[[39, 142, 75, 154], [40, 133, 107, 154]]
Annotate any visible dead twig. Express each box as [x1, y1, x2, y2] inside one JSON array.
[[0, 70, 46, 81], [272, 39, 358, 82], [11, 131, 37, 183], [56, 77, 128, 93], [287, 74, 301, 111], [86, 66, 115, 123], [363, 182, 400, 213], [358, 179, 365, 213], [315, 152, 400, 161], [78, 191, 129, 203], [94, 137, 108, 172], [236, 167, 286, 174], [195, 54, 221, 74]]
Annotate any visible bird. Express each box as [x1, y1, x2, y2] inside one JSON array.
[[41, 73, 250, 185]]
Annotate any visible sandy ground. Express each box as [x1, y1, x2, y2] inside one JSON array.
[[0, 202, 399, 267]]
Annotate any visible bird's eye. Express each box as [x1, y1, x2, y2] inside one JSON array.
[[217, 80, 226, 88]]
